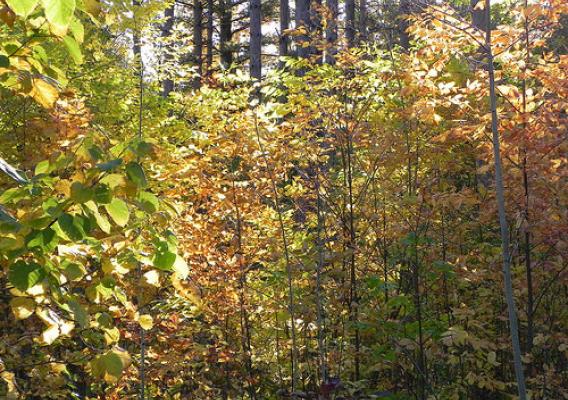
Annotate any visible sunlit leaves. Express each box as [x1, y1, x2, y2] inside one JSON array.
[[8, 261, 45, 291], [89, 348, 131, 383], [62, 35, 83, 64], [30, 78, 59, 108], [139, 314, 153, 330], [10, 297, 36, 319], [105, 198, 129, 227], [6, 0, 39, 18], [41, 0, 76, 36], [153, 239, 176, 271]]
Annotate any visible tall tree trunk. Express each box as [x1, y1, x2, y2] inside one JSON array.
[[398, 0, 410, 50], [249, 0, 262, 79], [324, 0, 337, 64], [521, 0, 533, 357], [193, 0, 203, 88], [359, 0, 367, 42], [345, 0, 355, 47], [295, 0, 310, 58], [471, 0, 492, 187], [206, 0, 214, 76], [485, 1, 527, 398], [219, 0, 233, 69], [161, 4, 175, 97], [471, 0, 488, 32], [279, 0, 289, 62]]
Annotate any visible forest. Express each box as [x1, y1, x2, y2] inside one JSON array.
[[0, 0, 566, 399]]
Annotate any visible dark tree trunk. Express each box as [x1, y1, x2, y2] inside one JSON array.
[[345, 0, 355, 47], [219, 0, 233, 69], [206, 0, 214, 76], [471, 0, 488, 32], [324, 0, 337, 64], [161, 4, 175, 97], [193, 0, 203, 88], [279, 0, 290, 62], [398, 0, 410, 50], [295, 0, 310, 57], [250, 0, 262, 79], [359, 0, 367, 42]]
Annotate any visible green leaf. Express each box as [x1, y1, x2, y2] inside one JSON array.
[[84, 201, 111, 234], [137, 191, 159, 213], [26, 228, 58, 250], [67, 298, 88, 328], [105, 198, 129, 227], [153, 240, 176, 271], [96, 158, 122, 172], [62, 35, 83, 64], [8, 261, 45, 291], [69, 17, 84, 42], [125, 162, 147, 188], [62, 261, 85, 281], [94, 184, 112, 204], [34, 160, 50, 175], [57, 213, 85, 241], [71, 181, 93, 203], [41, 0, 76, 36], [0, 55, 10, 68], [6, 0, 40, 18]]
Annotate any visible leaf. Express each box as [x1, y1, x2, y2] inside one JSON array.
[[143, 270, 160, 286], [62, 35, 83, 64], [41, 0, 76, 36], [57, 213, 85, 241], [42, 324, 61, 345], [153, 240, 176, 271], [68, 17, 84, 42], [96, 158, 122, 172], [8, 261, 45, 291], [0, 55, 9, 68], [10, 297, 35, 319], [70, 181, 93, 203], [34, 160, 50, 175], [0, 157, 27, 184], [138, 191, 159, 213], [91, 348, 131, 383], [6, 0, 39, 18], [125, 162, 147, 188], [31, 78, 59, 108], [139, 314, 153, 330], [62, 262, 85, 281], [105, 198, 129, 227], [94, 184, 113, 204], [173, 254, 189, 279], [67, 298, 88, 328]]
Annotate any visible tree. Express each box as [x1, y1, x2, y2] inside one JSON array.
[[250, 0, 262, 79]]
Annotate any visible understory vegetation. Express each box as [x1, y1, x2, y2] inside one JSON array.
[[0, 0, 567, 399]]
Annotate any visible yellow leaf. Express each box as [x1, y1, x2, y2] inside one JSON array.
[[139, 314, 153, 330], [31, 78, 58, 108], [42, 325, 60, 345], [10, 297, 35, 320], [143, 270, 160, 286]]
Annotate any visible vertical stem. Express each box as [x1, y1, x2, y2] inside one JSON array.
[[253, 112, 298, 392], [346, 130, 360, 381], [315, 171, 327, 385], [521, 0, 533, 355], [485, 1, 527, 398]]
